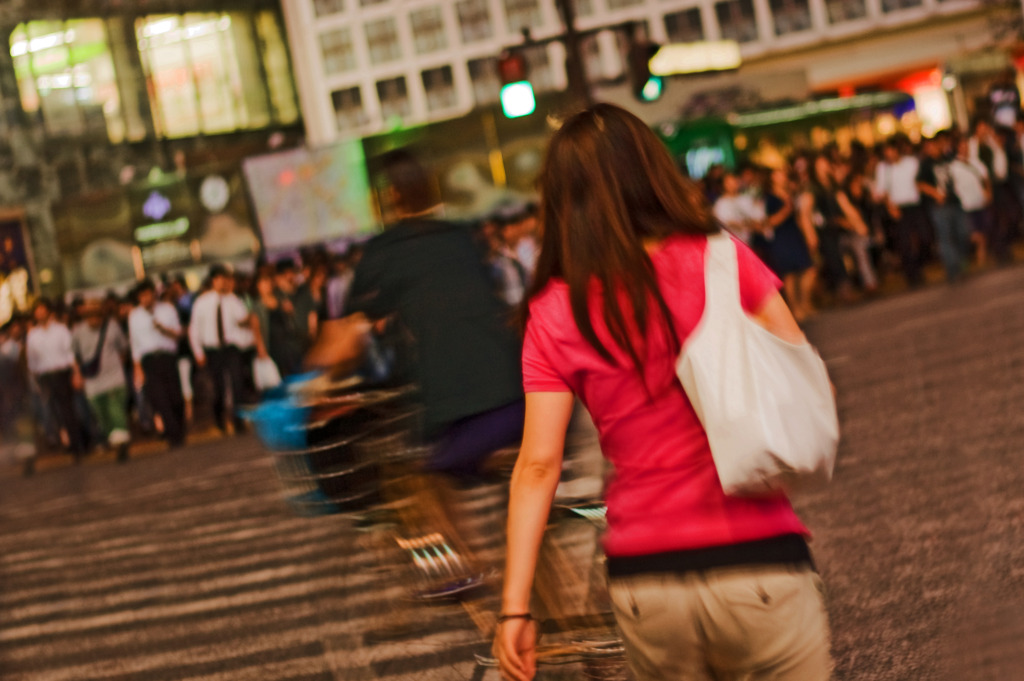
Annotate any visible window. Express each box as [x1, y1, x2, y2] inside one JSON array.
[[825, 0, 867, 22], [361, 0, 389, 7], [769, 0, 812, 35], [456, 0, 494, 43], [332, 86, 368, 129], [468, 57, 500, 105], [320, 27, 357, 75], [523, 45, 555, 93], [881, 0, 922, 11], [504, 0, 543, 34], [607, 0, 643, 9], [715, 0, 759, 43], [376, 76, 410, 120], [365, 18, 401, 65], [573, 0, 594, 18], [581, 35, 603, 82], [410, 7, 448, 55], [664, 9, 705, 43], [255, 12, 301, 128], [135, 12, 299, 139], [314, 0, 346, 16], [422, 65, 456, 111], [10, 19, 129, 142]]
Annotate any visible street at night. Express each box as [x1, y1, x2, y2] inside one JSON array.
[[3, 266, 1024, 681]]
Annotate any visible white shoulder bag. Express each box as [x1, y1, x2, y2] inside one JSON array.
[[675, 233, 839, 497]]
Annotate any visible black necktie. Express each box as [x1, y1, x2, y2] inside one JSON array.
[[216, 298, 225, 348]]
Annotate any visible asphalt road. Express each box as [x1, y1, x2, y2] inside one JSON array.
[[2, 265, 1024, 681]]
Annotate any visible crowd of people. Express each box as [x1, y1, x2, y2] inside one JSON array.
[[0, 198, 544, 472], [0, 247, 369, 471], [5, 111, 1024, 473], [702, 116, 1024, 320]]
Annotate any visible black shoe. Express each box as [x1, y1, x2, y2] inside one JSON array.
[[116, 444, 130, 464]]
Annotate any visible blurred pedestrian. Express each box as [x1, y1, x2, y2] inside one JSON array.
[[764, 167, 817, 321], [189, 264, 250, 434], [26, 298, 87, 459], [918, 134, 971, 283], [129, 280, 186, 447], [72, 299, 131, 462], [875, 137, 929, 287], [494, 104, 830, 681]]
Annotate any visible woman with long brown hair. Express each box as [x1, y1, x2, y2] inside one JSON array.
[[493, 104, 831, 681]]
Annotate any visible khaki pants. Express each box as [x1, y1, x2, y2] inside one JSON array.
[[609, 565, 832, 681]]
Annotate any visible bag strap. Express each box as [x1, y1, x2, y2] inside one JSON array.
[[703, 232, 742, 318]]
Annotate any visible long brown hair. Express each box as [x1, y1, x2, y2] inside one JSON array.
[[525, 103, 717, 372]]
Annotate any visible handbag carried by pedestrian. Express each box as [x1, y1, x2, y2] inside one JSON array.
[[676, 232, 839, 497]]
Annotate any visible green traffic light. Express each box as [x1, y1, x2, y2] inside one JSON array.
[[641, 76, 663, 102], [500, 81, 536, 118]]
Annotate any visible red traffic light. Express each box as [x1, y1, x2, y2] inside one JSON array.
[[498, 51, 528, 85]]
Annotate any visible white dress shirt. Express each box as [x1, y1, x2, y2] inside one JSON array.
[[950, 158, 990, 212], [189, 291, 252, 360], [874, 156, 921, 207], [129, 303, 181, 362], [26, 321, 76, 375], [969, 137, 1008, 182], [713, 194, 764, 244]]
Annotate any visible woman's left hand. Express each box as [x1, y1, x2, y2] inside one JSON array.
[[493, 618, 538, 681]]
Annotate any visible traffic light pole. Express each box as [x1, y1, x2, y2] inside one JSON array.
[[554, 0, 594, 108]]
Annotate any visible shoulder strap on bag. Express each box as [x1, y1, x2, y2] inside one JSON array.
[[703, 232, 742, 316]]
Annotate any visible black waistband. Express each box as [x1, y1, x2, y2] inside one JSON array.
[[606, 534, 813, 579]]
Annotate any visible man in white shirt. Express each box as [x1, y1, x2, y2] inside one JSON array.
[[970, 118, 1014, 262], [951, 137, 992, 267], [189, 264, 251, 433], [713, 173, 765, 245], [26, 298, 87, 458], [129, 280, 186, 447], [874, 137, 930, 287]]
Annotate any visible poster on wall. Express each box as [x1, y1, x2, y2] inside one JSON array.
[[242, 140, 378, 253], [0, 210, 36, 326]]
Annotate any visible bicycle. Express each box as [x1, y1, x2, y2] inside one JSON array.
[[247, 373, 631, 680]]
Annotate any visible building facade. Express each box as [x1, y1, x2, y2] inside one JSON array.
[[284, 0, 1009, 146], [0, 0, 302, 299]]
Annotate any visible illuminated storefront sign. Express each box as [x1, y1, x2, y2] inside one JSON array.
[[649, 41, 742, 77]]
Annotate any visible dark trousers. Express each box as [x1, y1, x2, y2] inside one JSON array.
[[37, 369, 86, 454], [205, 346, 245, 429], [427, 399, 526, 479], [142, 352, 186, 446], [892, 204, 932, 286], [817, 227, 848, 291]]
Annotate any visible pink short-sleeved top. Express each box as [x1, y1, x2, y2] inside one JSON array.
[[522, 233, 809, 558]]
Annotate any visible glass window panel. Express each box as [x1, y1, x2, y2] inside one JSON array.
[[573, 0, 594, 18], [332, 85, 368, 129], [361, 0, 389, 6], [314, 0, 346, 16], [10, 19, 126, 142], [255, 11, 300, 125], [320, 27, 357, 74], [581, 35, 602, 82], [523, 44, 555, 92], [769, 0, 812, 34], [137, 11, 297, 139], [422, 65, 456, 111], [826, 0, 867, 21], [410, 7, 448, 55], [881, 0, 921, 11], [456, 0, 494, 43], [376, 76, 410, 120], [365, 18, 401, 65], [607, 0, 644, 9], [468, 57, 500, 104], [715, 0, 759, 43], [664, 9, 704, 43], [504, 0, 543, 34]]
